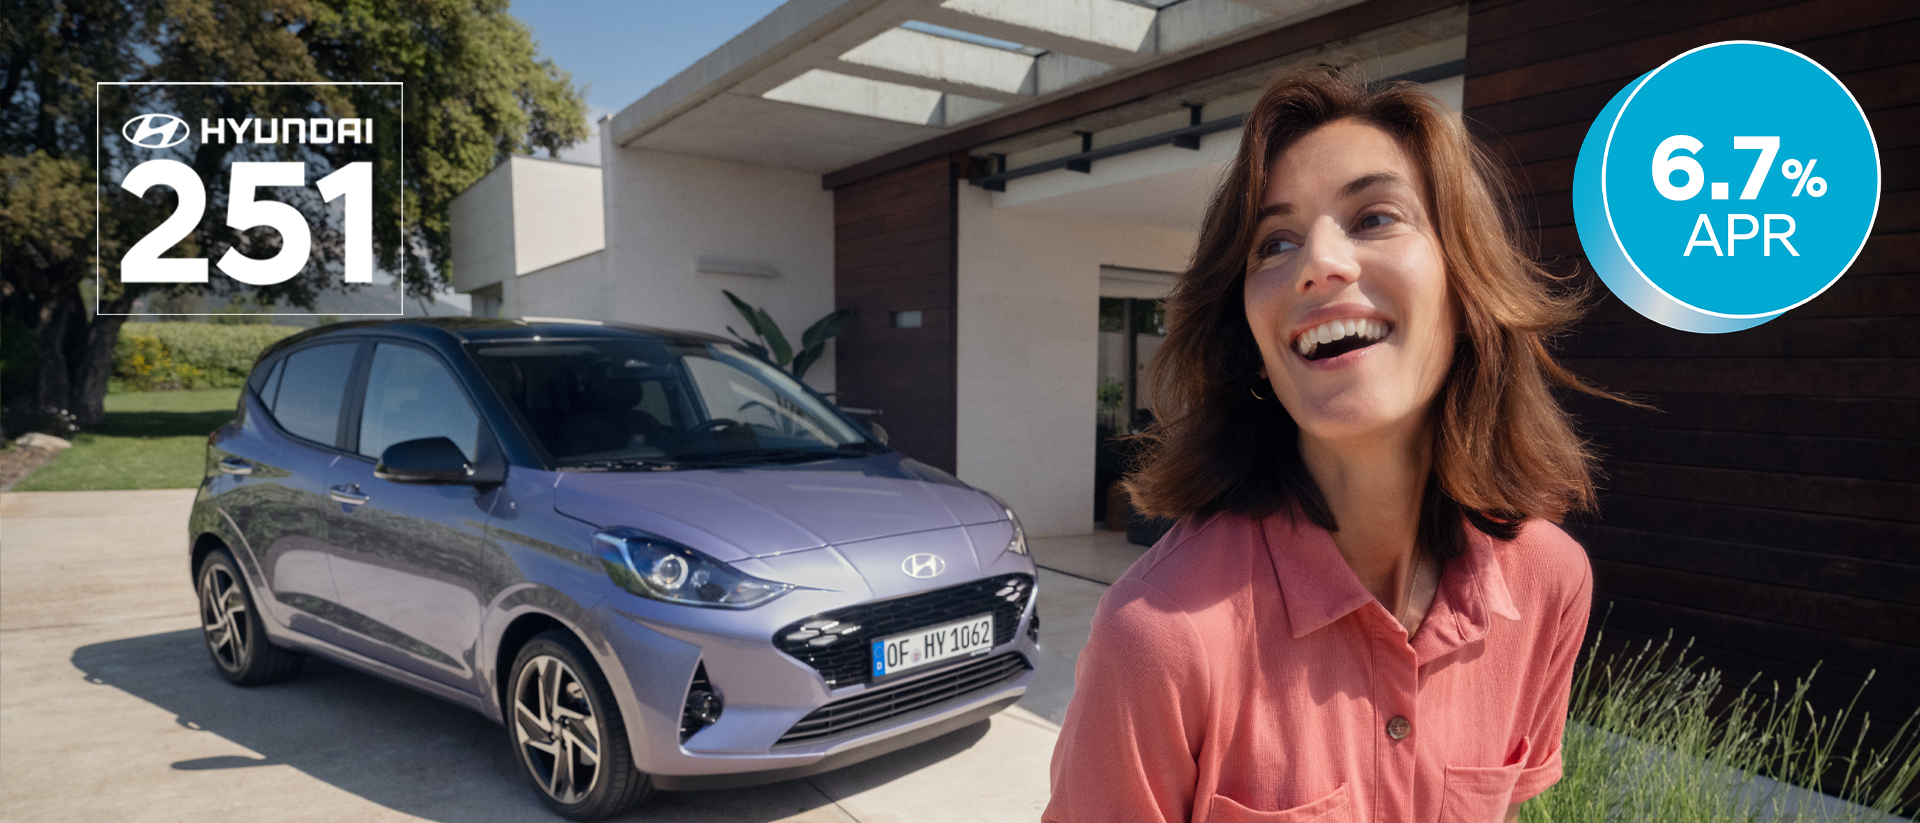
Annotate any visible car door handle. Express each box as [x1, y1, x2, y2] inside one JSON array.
[[217, 457, 254, 476], [329, 485, 369, 506]]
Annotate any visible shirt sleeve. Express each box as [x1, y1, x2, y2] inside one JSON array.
[[1044, 577, 1212, 823], [1510, 553, 1594, 803]]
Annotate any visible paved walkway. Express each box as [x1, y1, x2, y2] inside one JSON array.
[[0, 490, 1138, 822]]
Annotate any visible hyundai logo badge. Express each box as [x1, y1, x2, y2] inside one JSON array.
[[900, 553, 946, 579], [122, 113, 190, 149]]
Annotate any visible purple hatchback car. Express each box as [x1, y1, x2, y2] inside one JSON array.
[[189, 317, 1039, 819]]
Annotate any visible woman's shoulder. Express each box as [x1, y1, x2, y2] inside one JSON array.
[[1096, 511, 1269, 628], [1125, 511, 1267, 588], [1489, 519, 1594, 613]]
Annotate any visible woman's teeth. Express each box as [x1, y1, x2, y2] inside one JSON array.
[[1294, 318, 1389, 359]]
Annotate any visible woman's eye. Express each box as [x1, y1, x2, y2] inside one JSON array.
[[1258, 237, 1300, 256], [1357, 213, 1398, 231]]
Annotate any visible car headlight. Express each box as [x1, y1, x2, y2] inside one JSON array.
[[593, 528, 794, 609], [981, 491, 1028, 555]]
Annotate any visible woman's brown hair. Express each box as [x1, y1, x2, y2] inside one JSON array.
[[1125, 65, 1621, 559]]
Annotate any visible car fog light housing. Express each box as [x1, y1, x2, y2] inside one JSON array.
[[595, 528, 793, 609], [680, 662, 723, 742], [687, 691, 722, 724]]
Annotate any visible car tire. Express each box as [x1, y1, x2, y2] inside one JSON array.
[[196, 548, 303, 685], [507, 630, 654, 820]]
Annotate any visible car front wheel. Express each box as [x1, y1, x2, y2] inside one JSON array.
[[196, 548, 303, 685], [508, 630, 653, 820]]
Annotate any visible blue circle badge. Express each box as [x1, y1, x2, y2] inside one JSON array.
[[1573, 41, 1880, 333]]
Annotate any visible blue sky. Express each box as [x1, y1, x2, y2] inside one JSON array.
[[510, 1, 789, 163]]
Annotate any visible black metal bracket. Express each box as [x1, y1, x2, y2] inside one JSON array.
[[970, 112, 1247, 191]]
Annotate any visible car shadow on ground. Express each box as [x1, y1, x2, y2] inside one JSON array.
[[73, 628, 991, 822]]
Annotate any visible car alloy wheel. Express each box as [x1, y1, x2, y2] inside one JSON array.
[[194, 548, 302, 686], [513, 654, 603, 804], [200, 562, 252, 672], [507, 631, 652, 820]]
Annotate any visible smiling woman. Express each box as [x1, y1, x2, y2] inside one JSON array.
[[1045, 68, 1632, 823]]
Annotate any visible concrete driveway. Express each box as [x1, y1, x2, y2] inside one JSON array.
[[0, 490, 1137, 822]]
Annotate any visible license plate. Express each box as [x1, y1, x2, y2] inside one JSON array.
[[870, 614, 994, 679]]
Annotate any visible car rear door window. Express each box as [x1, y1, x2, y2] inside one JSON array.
[[357, 343, 481, 462], [250, 357, 286, 407], [269, 342, 358, 447]]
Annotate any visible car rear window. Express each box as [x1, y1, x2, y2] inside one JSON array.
[[269, 342, 359, 447]]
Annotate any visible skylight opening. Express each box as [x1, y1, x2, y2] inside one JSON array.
[[900, 20, 1047, 56]]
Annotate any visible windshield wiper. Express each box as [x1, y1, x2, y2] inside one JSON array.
[[678, 446, 873, 467], [559, 457, 685, 472]]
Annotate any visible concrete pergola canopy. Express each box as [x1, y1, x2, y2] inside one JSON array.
[[609, 0, 1369, 175]]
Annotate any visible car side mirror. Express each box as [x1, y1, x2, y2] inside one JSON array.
[[866, 420, 888, 446], [375, 437, 475, 484]]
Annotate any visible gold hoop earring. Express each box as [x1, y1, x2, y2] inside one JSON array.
[[1250, 385, 1268, 401]]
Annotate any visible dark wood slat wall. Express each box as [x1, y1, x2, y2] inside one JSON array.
[[832, 157, 961, 473], [1463, 0, 1920, 733]]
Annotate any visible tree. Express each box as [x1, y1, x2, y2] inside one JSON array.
[[0, 0, 586, 428]]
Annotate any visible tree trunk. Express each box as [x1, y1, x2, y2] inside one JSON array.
[[71, 292, 132, 425], [31, 294, 73, 416]]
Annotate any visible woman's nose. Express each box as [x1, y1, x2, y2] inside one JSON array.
[[1296, 220, 1360, 293]]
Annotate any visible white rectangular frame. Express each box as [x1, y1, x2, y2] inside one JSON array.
[[95, 80, 407, 317]]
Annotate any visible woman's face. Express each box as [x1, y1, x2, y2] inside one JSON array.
[[1244, 118, 1456, 449]]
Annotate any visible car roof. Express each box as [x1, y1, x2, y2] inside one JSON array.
[[257, 317, 732, 363]]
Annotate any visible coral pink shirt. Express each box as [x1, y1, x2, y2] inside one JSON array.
[[1044, 509, 1592, 823]]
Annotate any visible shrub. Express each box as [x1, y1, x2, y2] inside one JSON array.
[[113, 322, 299, 390], [1526, 630, 1920, 822], [113, 333, 207, 391]]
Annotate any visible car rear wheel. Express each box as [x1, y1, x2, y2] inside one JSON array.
[[508, 631, 653, 820], [196, 548, 303, 685]]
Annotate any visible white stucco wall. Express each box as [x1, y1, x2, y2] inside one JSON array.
[[450, 155, 606, 294], [510, 157, 606, 275], [596, 147, 840, 393], [448, 160, 516, 292], [954, 186, 1197, 536]]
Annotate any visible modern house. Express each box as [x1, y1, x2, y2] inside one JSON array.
[[450, 0, 1917, 754]]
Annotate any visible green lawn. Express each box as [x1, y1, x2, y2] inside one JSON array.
[[12, 388, 241, 491]]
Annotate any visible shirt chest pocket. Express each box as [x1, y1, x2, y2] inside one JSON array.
[[1440, 737, 1530, 823], [1205, 782, 1356, 823]]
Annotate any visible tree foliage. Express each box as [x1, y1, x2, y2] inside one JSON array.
[[0, 0, 586, 427]]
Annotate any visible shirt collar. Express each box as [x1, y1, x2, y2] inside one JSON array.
[[1261, 508, 1522, 646]]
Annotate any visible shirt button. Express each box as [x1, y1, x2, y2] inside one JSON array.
[[1386, 716, 1411, 740]]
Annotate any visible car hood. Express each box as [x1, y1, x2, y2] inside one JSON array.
[[550, 453, 1006, 561]]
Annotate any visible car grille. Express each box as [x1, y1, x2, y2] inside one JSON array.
[[774, 653, 1030, 746], [773, 573, 1035, 687]]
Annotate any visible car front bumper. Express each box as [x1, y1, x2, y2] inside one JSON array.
[[590, 569, 1041, 783]]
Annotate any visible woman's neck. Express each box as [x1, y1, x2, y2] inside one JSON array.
[[1299, 423, 1434, 630]]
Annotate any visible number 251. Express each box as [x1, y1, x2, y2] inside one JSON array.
[[119, 159, 371, 286]]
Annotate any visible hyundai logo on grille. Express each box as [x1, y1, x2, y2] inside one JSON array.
[[900, 553, 946, 579], [122, 113, 189, 149]]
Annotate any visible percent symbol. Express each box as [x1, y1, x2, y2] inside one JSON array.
[[1781, 158, 1827, 197]]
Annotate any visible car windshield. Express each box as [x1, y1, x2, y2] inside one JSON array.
[[467, 337, 874, 469]]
